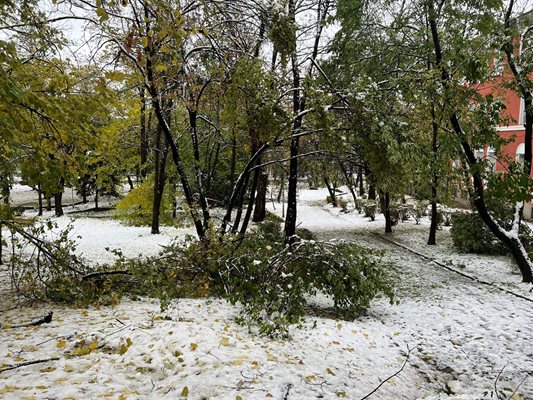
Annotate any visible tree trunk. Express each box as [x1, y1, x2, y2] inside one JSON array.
[[231, 176, 250, 234], [340, 162, 357, 205], [228, 132, 237, 208], [428, 102, 439, 245], [127, 176, 134, 191], [188, 108, 210, 232], [54, 192, 63, 217], [46, 196, 51, 212], [324, 176, 338, 207], [37, 182, 43, 216], [384, 191, 392, 233], [253, 172, 268, 222], [284, 0, 303, 244], [1, 182, 9, 205], [151, 122, 165, 235], [240, 167, 260, 236], [95, 189, 99, 210], [139, 86, 148, 180]]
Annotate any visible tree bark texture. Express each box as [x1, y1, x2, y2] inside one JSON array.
[[253, 171, 268, 222]]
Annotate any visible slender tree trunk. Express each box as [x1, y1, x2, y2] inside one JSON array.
[[232, 177, 250, 234], [253, 172, 268, 222], [340, 162, 357, 205], [54, 192, 63, 217], [379, 190, 386, 213], [240, 167, 260, 235], [54, 178, 64, 217], [127, 176, 134, 191], [324, 176, 338, 207], [384, 191, 392, 233], [366, 167, 376, 200], [46, 195, 51, 212], [228, 132, 237, 208], [428, 102, 439, 245], [1, 182, 9, 205], [94, 190, 99, 210], [188, 108, 210, 232], [284, 0, 303, 243], [37, 182, 43, 216], [151, 122, 164, 235], [139, 86, 148, 180]]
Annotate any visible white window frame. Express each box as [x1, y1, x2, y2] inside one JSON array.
[[516, 143, 525, 165]]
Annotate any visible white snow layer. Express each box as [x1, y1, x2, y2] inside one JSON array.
[[0, 187, 531, 399]]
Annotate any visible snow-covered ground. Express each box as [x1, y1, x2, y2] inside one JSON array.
[[0, 188, 531, 399]]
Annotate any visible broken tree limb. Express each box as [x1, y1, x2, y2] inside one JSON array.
[[0, 357, 60, 374], [3, 312, 53, 329], [81, 270, 130, 281]]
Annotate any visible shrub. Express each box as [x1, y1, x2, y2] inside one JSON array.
[[362, 200, 377, 221], [389, 203, 412, 226], [410, 201, 429, 224], [114, 175, 176, 226], [451, 205, 533, 256], [450, 212, 505, 254], [295, 227, 316, 241], [429, 206, 444, 227]]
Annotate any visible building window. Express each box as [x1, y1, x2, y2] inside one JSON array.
[[516, 143, 525, 165], [487, 147, 497, 173]]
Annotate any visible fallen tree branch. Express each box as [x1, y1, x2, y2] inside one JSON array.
[[3, 312, 53, 329], [0, 357, 60, 373], [81, 270, 130, 281], [359, 345, 411, 400], [494, 363, 507, 400], [374, 233, 533, 303]]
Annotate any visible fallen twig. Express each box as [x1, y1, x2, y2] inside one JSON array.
[[283, 383, 293, 400], [3, 311, 53, 329], [359, 344, 411, 400], [494, 363, 507, 400], [0, 357, 60, 373]]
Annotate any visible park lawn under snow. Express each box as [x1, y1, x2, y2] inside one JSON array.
[[0, 188, 532, 399]]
